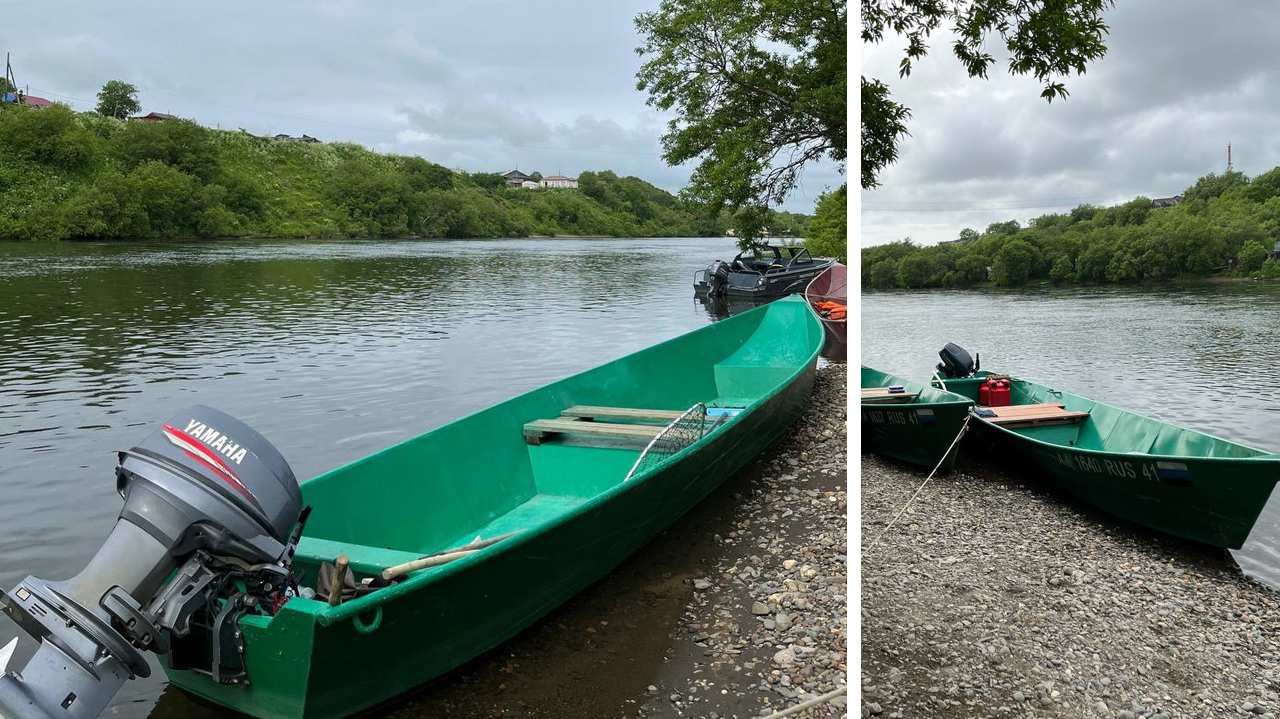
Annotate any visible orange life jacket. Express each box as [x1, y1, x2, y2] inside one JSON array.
[[813, 301, 847, 320]]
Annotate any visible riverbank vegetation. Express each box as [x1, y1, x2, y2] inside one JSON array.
[[862, 168, 1280, 288], [0, 104, 817, 242]]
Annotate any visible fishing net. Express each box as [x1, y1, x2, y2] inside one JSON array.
[[624, 403, 710, 481]]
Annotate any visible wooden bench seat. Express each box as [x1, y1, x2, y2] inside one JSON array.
[[978, 402, 1088, 429], [860, 387, 920, 405], [524, 418, 665, 445], [561, 405, 686, 423]]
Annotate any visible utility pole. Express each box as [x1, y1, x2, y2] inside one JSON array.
[[1227, 142, 1233, 173]]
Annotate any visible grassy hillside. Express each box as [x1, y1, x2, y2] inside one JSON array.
[[0, 104, 807, 242]]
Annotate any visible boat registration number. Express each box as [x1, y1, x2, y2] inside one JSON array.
[[861, 408, 933, 427], [1052, 451, 1192, 486]]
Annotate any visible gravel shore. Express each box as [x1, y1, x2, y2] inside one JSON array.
[[861, 452, 1280, 719], [643, 363, 849, 718]]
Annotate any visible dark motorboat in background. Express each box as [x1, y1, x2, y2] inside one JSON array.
[[694, 245, 835, 299]]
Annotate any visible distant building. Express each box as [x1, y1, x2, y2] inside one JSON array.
[[502, 169, 532, 186], [1151, 195, 1182, 209], [540, 174, 578, 189], [520, 180, 539, 189], [132, 112, 177, 122], [272, 134, 321, 143], [1, 93, 52, 108]]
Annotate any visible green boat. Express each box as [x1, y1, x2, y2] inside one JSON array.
[[163, 296, 824, 719], [938, 370, 1280, 549], [860, 366, 974, 470]]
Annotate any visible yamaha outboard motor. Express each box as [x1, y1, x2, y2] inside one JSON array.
[[707, 260, 731, 297], [0, 405, 306, 719], [936, 342, 980, 379]]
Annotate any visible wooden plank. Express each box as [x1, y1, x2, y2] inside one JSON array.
[[985, 409, 1089, 428], [561, 405, 686, 423], [979, 403, 1065, 415], [524, 418, 664, 445], [861, 387, 910, 397], [861, 394, 918, 405], [861, 387, 920, 404]]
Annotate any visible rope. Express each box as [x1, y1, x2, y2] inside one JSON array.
[[761, 686, 848, 718], [867, 413, 972, 552]]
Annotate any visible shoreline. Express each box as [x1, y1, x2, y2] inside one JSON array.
[[861, 452, 1280, 719]]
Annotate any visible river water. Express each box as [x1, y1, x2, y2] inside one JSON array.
[[0, 236, 841, 717], [861, 282, 1280, 587]]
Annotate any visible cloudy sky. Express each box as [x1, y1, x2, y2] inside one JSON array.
[[860, 0, 1280, 247], [0, 0, 842, 213]]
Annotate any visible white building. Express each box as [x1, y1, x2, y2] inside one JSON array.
[[520, 180, 539, 189], [540, 174, 579, 189]]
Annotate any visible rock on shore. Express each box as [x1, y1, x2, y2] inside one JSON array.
[[861, 453, 1280, 719]]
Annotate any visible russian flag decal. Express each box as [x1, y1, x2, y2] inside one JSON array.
[[916, 409, 937, 425], [1157, 461, 1193, 487]]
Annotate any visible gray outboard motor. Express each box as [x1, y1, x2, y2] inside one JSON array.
[[0, 405, 307, 719], [707, 260, 731, 297], [936, 342, 979, 379]]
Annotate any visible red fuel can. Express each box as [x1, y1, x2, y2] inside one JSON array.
[[988, 379, 1012, 407]]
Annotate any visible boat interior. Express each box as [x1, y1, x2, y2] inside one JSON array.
[[860, 366, 971, 407], [942, 374, 1272, 459], [731, 246, 824, 275], [287, 299, 822, 591]]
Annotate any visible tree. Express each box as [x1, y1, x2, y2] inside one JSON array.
[[805, 185, 846, 262], [869, 258, 899, 289], [897, 253, 933, 287], [1241, 240, 1268, 272], [861, 0, 1115, 188], [993, 239, 1035, 285], [635, 0, 846, 246], [95, 81, 140, 119]]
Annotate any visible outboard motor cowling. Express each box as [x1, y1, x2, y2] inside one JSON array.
[[0, 405, 306, 719], [936, 342, 979, 379], [708, 260, 731, 298]]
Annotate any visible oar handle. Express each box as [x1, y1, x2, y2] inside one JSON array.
[[379, 530, 523, 582], [327, 555, 349, 607]]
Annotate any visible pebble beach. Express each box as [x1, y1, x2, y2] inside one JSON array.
[[861, 452, 1280, 719]]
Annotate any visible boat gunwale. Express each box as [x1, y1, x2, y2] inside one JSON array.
[[296, 296, 824, 627], [970, 375, 1280, 465], [860, 366, 974, 409]]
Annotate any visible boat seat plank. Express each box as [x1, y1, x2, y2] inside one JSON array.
[[561, 405, 685, 422], [861, 387, 920, 404], [524, 418, 663, 445], [979, 403, 1065, 415], [979, 403, 1088, 429]]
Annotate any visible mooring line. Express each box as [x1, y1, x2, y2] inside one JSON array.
[[867, 413, 972, 552]]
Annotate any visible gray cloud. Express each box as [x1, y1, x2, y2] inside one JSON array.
[[861, 0, 1280, 246], [0, 0, 835, 213]]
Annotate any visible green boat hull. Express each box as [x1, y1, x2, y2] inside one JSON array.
[[941, 373, 1280, 548], [860, 367, 974, 470], [163, 296, 824, 719]]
